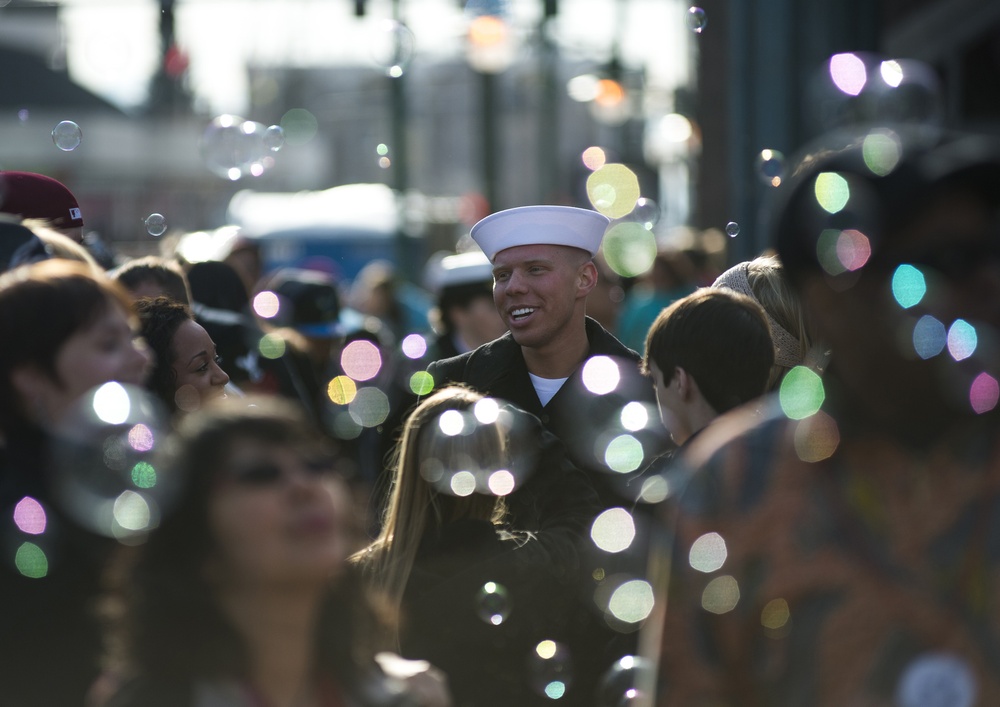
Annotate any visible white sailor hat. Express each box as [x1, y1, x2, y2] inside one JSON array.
[[471, 205, 610, 260], [427, 251, 494, 293]]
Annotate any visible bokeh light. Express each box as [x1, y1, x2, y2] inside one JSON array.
[[970, 373, 1000, 415], [401, 333, 428, 359], [409, 371, 435, 396], [947, 320, 977, 361], [582, 356, 622, 395], [779, 366, 825, 419], [814, 172, 850, 214], [608, 580, 655, 623], [93, 382, 131, 425], [912, 315, 946, 360], [474, 397, 500, 424], [127, 423, 155, 452], [258, 333, 287, 359], [253, 291, 280, 319], [689, 532, 727, 573], [130, 461, 157, 489], [760, 597, 791, 630], [13, 497, 46, 535], [487, 469, 515, 496], [891, 265, 926, 308], [279, 108, 319, 146], [701, 575, 740, 614], [880, 59, 904, 87], [340, 340, 382, 381], [449, 471, 476, 497], [587, 164, 641, 219], [895, 652, 977, 707], [51, 120, 82, 151], [603, 221, 657, 278], [793, 410, 840, 462], [829, 52, 867, 96], [591, 508, 636, 554], [862, 129, 902, 176], [620, 402, 648, 431], [327, 375, 358, 405], [816, 229, 872, 276], [438, 409, 466, 436], [113, 490, 152, 532], [348, 386, 390, 427], [15, 542, 48, 579], [603, 435, 645, 473], [582, 146, 607, 171]]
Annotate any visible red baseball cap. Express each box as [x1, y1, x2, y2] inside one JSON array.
[[0, 171, 84, 229]]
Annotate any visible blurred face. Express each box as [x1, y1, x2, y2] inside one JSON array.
[[170, 320, 230, 409], [807, 189, 1000, 425], [452, 294, 507, 349], [207, 441, 354, 588], [13, 299, 152, 427], [492, 244, 595, 351]]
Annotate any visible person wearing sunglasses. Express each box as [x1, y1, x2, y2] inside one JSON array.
[[97, 395, 450, 707]]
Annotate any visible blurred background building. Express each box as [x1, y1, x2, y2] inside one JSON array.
[[0, 0, 997, 278]]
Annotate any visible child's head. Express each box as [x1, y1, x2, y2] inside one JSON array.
[[643, 288, 774, 443]]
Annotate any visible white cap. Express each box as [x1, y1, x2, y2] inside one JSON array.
[[427, 251, 494, 293], [471, 205, 610, 260]]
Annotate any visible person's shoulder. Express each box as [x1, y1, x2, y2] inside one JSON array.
[[427, 332, 517, 379], [585, 316, 641, 361], [684, 393, 791, 469]]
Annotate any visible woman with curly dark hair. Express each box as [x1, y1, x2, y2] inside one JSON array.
[[98, 395, 450, 707], [134, 296, 230, 414]]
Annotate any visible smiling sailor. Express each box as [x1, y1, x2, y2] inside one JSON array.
[[425, 204, 667, 486]]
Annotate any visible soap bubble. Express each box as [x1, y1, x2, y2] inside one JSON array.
[[755, 149, 786, 186], [476, 581, 511, 625], [370, 19, 416, 77], [686, 7, 707, 33], [529, 640, 574, 700], [725, 221, 740, 237], [48, 383, 179, 541], [144, 213, 167, 237], [201, 115, 274, 180], [416, 402, 540, 497], [598, 655, 655, 706], [52, 120, 82, 151], [262, 125, 285, 151]]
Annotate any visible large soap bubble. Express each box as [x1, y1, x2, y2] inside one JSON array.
[[48, 383, 180, 541]]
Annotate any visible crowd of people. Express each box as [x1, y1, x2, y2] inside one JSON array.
[[1, 114, 999, 707]]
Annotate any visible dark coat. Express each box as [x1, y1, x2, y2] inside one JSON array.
[[424, 318, 667, 701], [426, 317, 669, 508]]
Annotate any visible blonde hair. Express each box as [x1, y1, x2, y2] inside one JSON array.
[[23, 219, 103, 276], [745, 255, 813, 388], [714, 254, 814, 390], [350, 385, 508, 645]]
